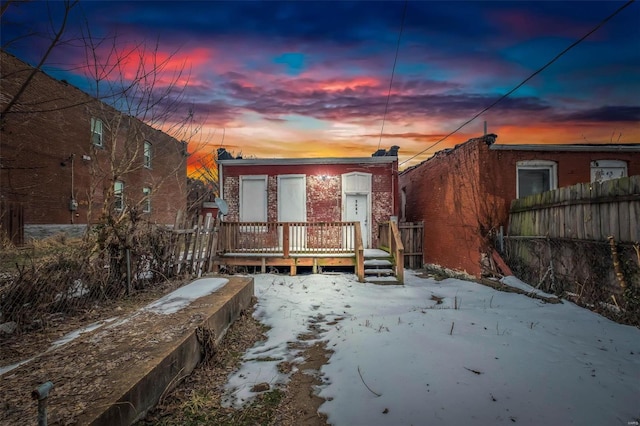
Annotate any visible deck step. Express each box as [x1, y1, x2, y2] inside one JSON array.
[[364, 268, 394, 276], [365, 276, 402, 285], [364, 259, 393, 267]]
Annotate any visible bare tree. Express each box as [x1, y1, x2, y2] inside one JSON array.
[[1, 0, 81, 124]]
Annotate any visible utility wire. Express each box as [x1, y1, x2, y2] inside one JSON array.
[[400, 0, 636, 167], [378, 0, 408, 150]]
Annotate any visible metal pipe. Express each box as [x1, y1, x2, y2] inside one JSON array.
[[31, 381, 54, 426]]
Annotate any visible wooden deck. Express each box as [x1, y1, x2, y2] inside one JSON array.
[[213, 221, 366, 280], [212, 220, 405, 283]]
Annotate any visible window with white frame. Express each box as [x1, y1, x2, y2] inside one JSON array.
[[516, 160, 557, 198], [590, 160, 627, 183], [240, 175, 267, 222], [142, 187, 151, 213], [91, 117, 103, 147], [143, 141, 152, 168], [114, 180, 124, 211]]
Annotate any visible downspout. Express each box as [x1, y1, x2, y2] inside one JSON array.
[[218, 162, 224, 201]]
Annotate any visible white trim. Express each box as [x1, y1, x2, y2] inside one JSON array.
[[218, 156, 397, 166], [590, 159, 627, 182], [277, 174, 307, 222], [516, 160, 557, 199], [143, 141, 152, 169], [491, 144, 640, 152], [114, 180, 124, 211], [91, 117, 103, 147], [239, 175, 267, 222], [142, 187, 151, 213], [342, 172, 372, 248]]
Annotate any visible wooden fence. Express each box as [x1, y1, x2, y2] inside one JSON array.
[[504, 176, 639, 315], [509, 175, 640, 242], [399, 221, 423, 269], [0, 201, 24, 246], [167, 211, 218, 277]]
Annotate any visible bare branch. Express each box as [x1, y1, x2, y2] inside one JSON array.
[[1, 0, 80, 120]]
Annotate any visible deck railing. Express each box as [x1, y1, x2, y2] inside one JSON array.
[[217, 221, 361, 257], [379, 220, 405, 283]]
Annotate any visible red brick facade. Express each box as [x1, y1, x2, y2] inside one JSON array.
[[1, 52, 187, 234], [218, 157, 399, 248], [400, 134, 640, 275]]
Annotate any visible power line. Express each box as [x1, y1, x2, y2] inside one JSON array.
[[400, 0, 636, 167], [378, 0, 408, 150]]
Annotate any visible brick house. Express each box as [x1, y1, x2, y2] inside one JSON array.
[[399, 134, 640, 276], [1, 51, 188, 240], [217, 146, 400, 249]]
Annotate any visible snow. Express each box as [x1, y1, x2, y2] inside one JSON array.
[[1, 278, 229, 376], [224, 271, 640, 425], [0, 317, 118, 376], [143, 277, 229, 315], [51, 318, 118, 348], [500, 275, 558, 300]]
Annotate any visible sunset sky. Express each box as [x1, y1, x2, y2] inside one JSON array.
[[2, 1, 639, 172]]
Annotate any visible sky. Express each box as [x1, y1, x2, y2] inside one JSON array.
[[2, 1, 640, 172]]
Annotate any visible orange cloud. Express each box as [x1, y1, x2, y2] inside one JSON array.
[[319, 77, 381, 92]]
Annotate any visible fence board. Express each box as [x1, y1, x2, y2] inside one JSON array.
[[399, 221, 423, 269], [509, 176, 639, 242]]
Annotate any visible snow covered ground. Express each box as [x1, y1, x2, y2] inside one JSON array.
[[224, 270, 640, 426]]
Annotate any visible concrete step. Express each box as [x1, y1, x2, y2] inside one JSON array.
[[0, 276, 254, 426]]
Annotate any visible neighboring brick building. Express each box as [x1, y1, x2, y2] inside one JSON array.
[[217, 147, 399, 248], [1, 51, 187, 240], [399, 134, 640, 276]]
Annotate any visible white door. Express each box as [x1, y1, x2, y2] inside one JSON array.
[[278, 175, 306, 249], [345, 193, 369, 248]]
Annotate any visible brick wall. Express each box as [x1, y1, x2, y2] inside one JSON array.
[[219, 160, 398, 248], [1, 52, 187, 229], [400, 134, 640, 276]]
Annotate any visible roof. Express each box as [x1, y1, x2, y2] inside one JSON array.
[[400, 134, 640, 176], [217, 156, 397, 166], [490, 143, 640, 152]]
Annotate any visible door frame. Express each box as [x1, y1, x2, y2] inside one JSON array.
[[341, 172, 372, 248], [277, 174, 307, 249], [277, 174, 307, 222]]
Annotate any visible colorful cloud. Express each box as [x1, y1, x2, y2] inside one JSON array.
[[2, 0, 638, 173]]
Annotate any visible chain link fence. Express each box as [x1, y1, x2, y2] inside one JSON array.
[[0, 211, 212, 336]]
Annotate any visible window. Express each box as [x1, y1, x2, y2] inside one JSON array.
[[239, 175, 267, 222], [143, 141, 152, 168], [142, 187, 151, 213], [591, 160, 627, 183], [91, 117, 103, 147], [114, 180, 124, 211], [516, 160, 557, 198]]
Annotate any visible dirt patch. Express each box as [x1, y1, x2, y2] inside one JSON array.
[[0, 277, 191, 367], [273, 342, 332, 426], [139, 302, 333, 426], [138, 298, 272, 425]]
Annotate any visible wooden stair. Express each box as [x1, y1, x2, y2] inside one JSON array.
[[363, 249, 402, 285]]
